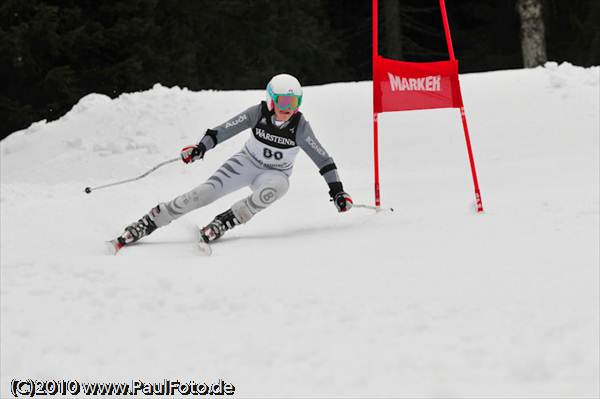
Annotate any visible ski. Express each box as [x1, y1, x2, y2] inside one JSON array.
[[197, 228, 213, 256], [106, 239, 125, 255], [197, 239, 212, 256], [106, 236, 211, 256]]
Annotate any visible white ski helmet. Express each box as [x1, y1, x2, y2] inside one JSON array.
[[266, 73, 303, 111]]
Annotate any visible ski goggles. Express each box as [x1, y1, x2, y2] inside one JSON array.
[[268, 88, 302, 110]]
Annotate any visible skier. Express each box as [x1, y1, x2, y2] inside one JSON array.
[[113, 73, 353, 250]]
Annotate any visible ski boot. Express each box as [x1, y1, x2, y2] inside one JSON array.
[[200, 209, 240, 243], [120, 214, 158, 245], [108, 207, 159, 254]]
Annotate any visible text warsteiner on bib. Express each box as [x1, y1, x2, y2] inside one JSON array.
[[251, 101, 301, 149]]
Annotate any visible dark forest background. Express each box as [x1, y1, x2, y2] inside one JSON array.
[[1, 0, 598, 139]]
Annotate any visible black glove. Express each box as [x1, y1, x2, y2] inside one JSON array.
[[328, 182, 353, 212], [180, 143, 206, 164]]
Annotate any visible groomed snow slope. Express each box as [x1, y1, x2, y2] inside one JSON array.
[[1, 62, 599, 397]]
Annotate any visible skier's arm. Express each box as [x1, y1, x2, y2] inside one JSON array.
[[199, 104, 262, 151], [297, 118, 339, 182], [297, 118, 353, 212]]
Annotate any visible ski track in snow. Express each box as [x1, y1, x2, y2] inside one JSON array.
[[1, 62, 599, 397]]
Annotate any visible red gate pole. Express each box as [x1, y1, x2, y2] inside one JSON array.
[[373, 113, 381, 208], [372, 0, 381, 209], [439, 0, 484, 212]]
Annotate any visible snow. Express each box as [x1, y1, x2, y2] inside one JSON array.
[[1, 62, 599, 397]]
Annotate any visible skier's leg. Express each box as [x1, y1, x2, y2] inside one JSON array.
[[118, 152, 258, 244], [199, 170, 290, 242], [232, 170, 290, 223]]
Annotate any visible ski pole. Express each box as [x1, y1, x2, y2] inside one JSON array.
[[353, 203, 394, 212], [84, 157, 180, 194]]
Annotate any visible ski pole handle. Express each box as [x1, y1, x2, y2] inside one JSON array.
[[84, 157, 180, 194], [353, 203, 394, 212]]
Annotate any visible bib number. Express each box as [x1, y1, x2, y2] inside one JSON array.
[[263, 148, 283, 160]]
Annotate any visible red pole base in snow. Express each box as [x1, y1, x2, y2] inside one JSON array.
[[459, 106, 484, 213], [475, 191, 484, 213], [440, 0, 484, 213], [373, 113, 381, 208], [372, 0, 381, 209]]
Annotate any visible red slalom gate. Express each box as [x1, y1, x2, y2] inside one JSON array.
[[371, 0, 484, 212]]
